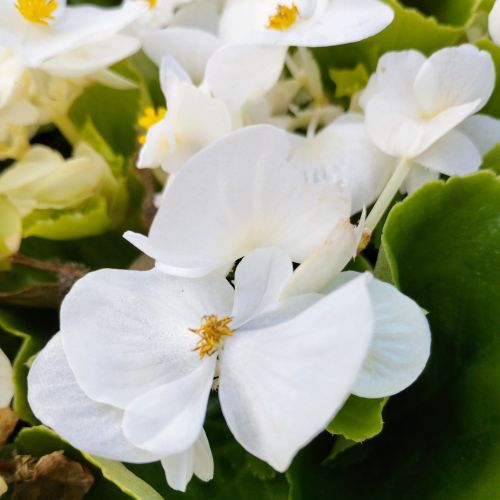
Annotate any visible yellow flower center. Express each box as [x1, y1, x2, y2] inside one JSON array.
[[15, 0, 58, 26], [148, 0, 157, 8], [137, 106, 167, 145], [267, 3, 299, 31], [190, 315, 234, 359]]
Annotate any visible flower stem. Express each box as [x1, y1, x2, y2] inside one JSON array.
[[53, 115, 80, 146], [365, 158, 410, 232]]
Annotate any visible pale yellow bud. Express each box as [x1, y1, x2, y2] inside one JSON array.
[[0, 195, 22, 268], [0, 143, 115, 216]]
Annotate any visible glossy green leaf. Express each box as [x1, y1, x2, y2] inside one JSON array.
[[329, 63, 369, 98], [327, 396, 388, 442], [15, 426, 162, 499], [288, 172, 500, 499], [398, 0, 481, 27]]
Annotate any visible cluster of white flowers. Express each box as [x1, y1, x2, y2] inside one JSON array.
[[0, 0, 491, 493]]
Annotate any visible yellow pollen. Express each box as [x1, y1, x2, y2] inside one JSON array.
[[15, 0, 58, 26], [148, 0, 157, 8], [189, 315, 234, 359], [137, 106, 166, 145], [267, 3, 299, 31]]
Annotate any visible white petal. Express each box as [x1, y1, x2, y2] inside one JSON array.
[[60, 268, 233, 409], [489, 0, 500, 46], [293, 113, 395, 213], [27, 335, 157, 463], [366, 96, 479, 158], [204, 44, 286, 111], [458, 114, 500, 155], [220, 0, 394, 47], [219, 274, 374, 472], [137, 118, 174, 170], [327, 272, 431, 398], [123, 357, 216, 456], [160, 430, 213, 492], [0, 348, 13, 407], [232, 247, 293, 328], [143, 28, 221, 84], [364, 50, 426, 110], [415, 128, 482, 176], [414, 45, 495, 116], [133, 125, 350, 277], [0, 1, 148, 66], [40, 34, 140, 78], [401, 164, 440, 195]]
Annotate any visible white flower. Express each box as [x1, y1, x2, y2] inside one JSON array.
[[27, 334, 213, 492], [361, 45, 500, 193], [0, 0, 147, 67], [128, 125, 351, 277], [29, 246, 429, 476], [291, 113, 395, 214], [218, 0, 394, 48], [137, 57, 232, 173], [0, 348, 14, 407]]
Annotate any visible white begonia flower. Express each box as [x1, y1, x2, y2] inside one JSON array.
[[0, 0, 147, 67], [291, 113, 395, 214], [360, 44, 500, 232], [128, 125, 351, 278], [29, 247, 376, 473], [218, 0, 394, 47], [489, 0, 500, 45], [28, 335, 213, 492], [0, 348, 14, 407], [137, 57, 232, 173]]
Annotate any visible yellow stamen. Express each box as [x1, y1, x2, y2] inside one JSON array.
[[148, 0, 157, 8], [190, 315, 234, 359], [137, 106, 166, 145], [267, 3, 299, 31], [15, 0, 58, 26]]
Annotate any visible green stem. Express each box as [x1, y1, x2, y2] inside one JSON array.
[[365, 158, 410, 232], [53, 115, 80, 146]]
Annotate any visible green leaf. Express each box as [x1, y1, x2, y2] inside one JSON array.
[[23, 197, 112, 241], [0, 306, 56, 423], [481, 143, 500, 174], [15, 426, 163, 499], [313, 0, 464, 90], [288, 172, 500, 499], [327, 396, 388, 442], [69, 84, 141, 157], [329, 63, 369, 98], [398, 0, 481, 27]]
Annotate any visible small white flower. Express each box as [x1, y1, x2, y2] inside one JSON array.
[[128, 125, 351, 277], [0, 0, 147, 67], [0, 348, 14, 408], [137, 57, 232, 173], [218, 0, 394, 48], [361, 44, 500, 193]]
